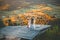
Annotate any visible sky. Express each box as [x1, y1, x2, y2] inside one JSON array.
[[0, 0, 60, 11]]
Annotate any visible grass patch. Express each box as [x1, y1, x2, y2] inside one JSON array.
[[35, 25, 60, 40]]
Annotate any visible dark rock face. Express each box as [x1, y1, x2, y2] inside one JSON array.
[[48, 0, 60, 6], [48, 18, 60, 27], [0, 19, 5, 28]]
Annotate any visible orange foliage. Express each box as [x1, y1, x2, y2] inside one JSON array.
[[2, 4, 55, 26], [0, 4, 10, 10]]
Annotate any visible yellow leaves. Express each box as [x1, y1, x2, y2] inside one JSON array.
[[17, 7, 21, 9], [41, 7, 52, 11], [35, 4, 47, 8], [10, 17, 16, 22], [2, 4, 55, 26], [18, 14, 23, 17], [0, 4, 10, 10], [27, 4, 53, 13], [2, 18, 9, 26]]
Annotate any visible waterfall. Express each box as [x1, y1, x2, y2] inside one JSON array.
[[27, 18, 36, 30]]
